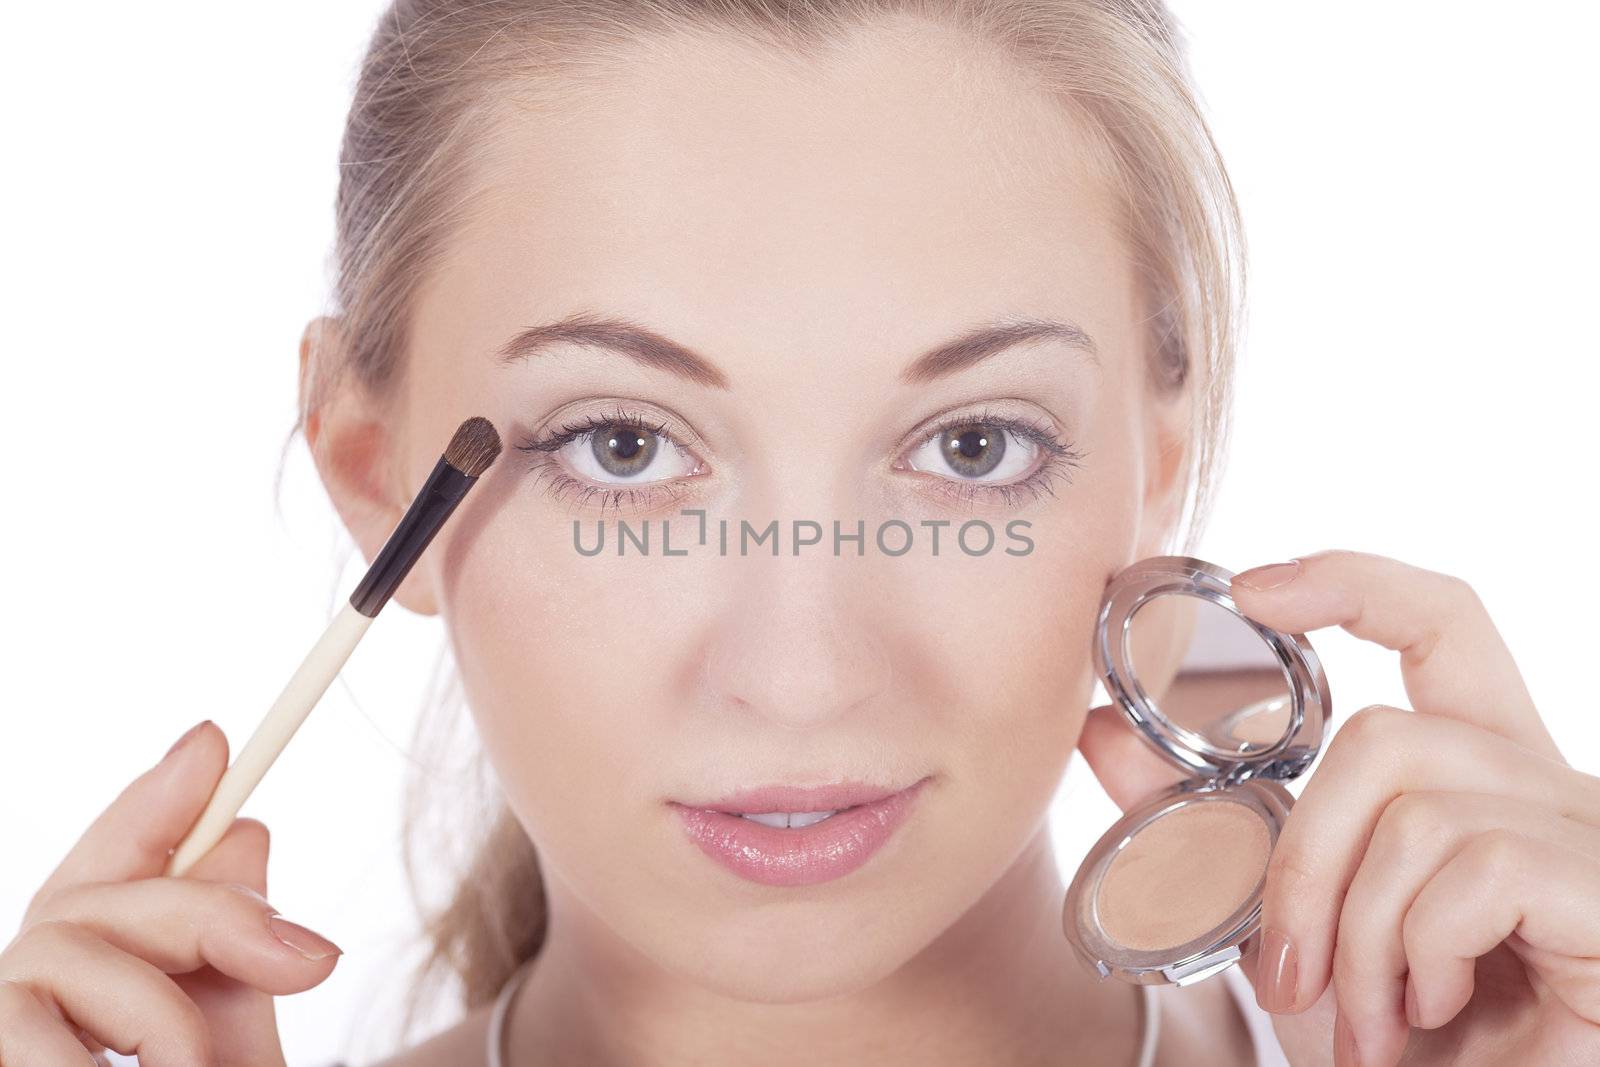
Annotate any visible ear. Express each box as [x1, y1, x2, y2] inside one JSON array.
[[299, 316, 440, 616], [1134, 384, 1192, 559]]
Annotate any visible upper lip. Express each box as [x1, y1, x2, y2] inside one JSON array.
[[679, 777, 927, 815]]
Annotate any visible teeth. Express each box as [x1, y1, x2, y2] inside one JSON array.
[[738, 810, 841, 828]]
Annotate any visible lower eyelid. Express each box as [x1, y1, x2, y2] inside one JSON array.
[[536, 468, 692, 511], [527, 449, 706, 513]]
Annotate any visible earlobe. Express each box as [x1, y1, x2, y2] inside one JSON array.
[[298, 316, 441, 617]]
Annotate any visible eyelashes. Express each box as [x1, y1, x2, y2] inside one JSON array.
[[898, 407, 1085, 507], [514, 407, 701, 513], [514, 403, 1085, 513]]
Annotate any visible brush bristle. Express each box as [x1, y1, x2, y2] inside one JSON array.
[[445, 416, 503, 477]]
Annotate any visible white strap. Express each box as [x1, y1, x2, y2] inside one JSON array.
[[487, 957, 537, 1067], [1136, 982, 1161, 1067]]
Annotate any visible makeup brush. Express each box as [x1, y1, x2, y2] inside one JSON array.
[[163, 415, 503, 877]]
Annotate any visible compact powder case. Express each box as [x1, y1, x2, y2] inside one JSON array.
[[1063, 555, 1332, 987]]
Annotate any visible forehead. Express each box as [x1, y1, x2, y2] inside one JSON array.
[[432, 18, 1137, 372]]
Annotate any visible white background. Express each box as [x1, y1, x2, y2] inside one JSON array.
[[3, 3, 1596, 1064]]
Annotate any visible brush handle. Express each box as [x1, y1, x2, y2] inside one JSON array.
[[163, 602, 375, 877]]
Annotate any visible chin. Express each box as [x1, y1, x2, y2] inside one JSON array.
[[649, 900, 938, 1003]]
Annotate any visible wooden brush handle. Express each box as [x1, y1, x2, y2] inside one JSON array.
[[163, 602, 375, 877]]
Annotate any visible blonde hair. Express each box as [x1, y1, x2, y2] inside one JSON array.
[[288, 0, 1244, 1043]]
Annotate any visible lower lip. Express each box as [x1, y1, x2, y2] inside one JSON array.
[[670, 778, 929, 887]]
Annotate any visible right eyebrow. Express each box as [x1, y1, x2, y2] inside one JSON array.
[[496, 313, 731, 389]]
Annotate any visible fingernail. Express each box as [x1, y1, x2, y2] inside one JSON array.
[[1405, 976, 1421, 1027], [1235, 559, 1302, 591], [268, 915, 343, 961], [1334, 1009, 1361, 1067], [1256, 927, 1298, 1013], [163, 719, 212, 762]]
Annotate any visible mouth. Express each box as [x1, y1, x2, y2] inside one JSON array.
[[668, 776, 932, 887], [681, 779, 920, 816]]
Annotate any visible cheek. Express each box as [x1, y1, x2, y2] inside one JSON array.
[[438, 502, 720, 860], [890, 520, 1116, 813]]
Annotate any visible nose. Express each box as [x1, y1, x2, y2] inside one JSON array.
[[698, 548, 893, 730]]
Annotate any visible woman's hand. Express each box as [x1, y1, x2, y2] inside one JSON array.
[[0, 720, 342, 1066], [1078, 549, 1600, 1066]]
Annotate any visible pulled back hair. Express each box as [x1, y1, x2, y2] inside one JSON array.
[[287, 0, 1244, 1044]]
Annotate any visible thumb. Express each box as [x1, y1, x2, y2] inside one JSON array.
[[181, 816, 271, 898], [1076, 703, 1191, 812], [1239, 937, 1339, 1064]]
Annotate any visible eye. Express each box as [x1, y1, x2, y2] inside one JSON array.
[[892, 407, 1086, 507], [565, 420, 699, 484], [514, 408, 708, 511], [903, 420, 1040, 483]]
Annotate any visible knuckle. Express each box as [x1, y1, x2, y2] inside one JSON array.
[[216, 880, 271, 909], [1330, 936, 1365, 996], [1263, 841, 1317, 902], [20, 880, 95, 928], [1334, 703, 1405, 753], [152, 994, 216, 1067], [1372, 792, 1447, 858], [1400, 904, 1431, 962], [0, 976, 40, 1017], [1464, 827, 1524, 874], [237, 817, 271, 852], [3, 918, 92, 974], [1439, 571, 1480, 607], [21, 917, 92, 952], [20, 884, 63, 930]]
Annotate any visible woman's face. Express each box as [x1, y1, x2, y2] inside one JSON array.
[[318, 22, 1186, 1000]]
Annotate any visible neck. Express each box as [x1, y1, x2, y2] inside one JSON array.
[[508, 823, 1144, 1066]]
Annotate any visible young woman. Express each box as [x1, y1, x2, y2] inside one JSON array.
[[5, 1, 1598, 1065]]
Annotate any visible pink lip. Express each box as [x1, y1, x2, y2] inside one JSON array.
[[688, 779, 918, 815], [669, 776, 930, 887]]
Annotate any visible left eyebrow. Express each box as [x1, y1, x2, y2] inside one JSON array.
[[494, 311, 1099, 388], [897, 316, 1100, 384]]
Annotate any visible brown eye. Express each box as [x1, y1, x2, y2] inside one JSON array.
[[903, 419, 1040, 484], [591, 423, 660, 477], [938, 423, 1005, 478], [553, 418, 700, 485]]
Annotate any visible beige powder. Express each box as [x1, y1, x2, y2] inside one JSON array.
[[1096, 800, 1270, 952]]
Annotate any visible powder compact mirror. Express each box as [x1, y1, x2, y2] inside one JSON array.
[[1062, 555, 1332, 987]]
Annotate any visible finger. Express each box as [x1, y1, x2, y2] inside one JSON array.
[[1, 920, 216, 1067], [182, 817, 270, 899], [1074, 703, 1191, 812], [1333, 791, 1600, 1066], [166, 819, 288, 1067], [29, 720, 229, 916], [1405, 829, 1600, 1030], [175, 965, 289, 1067], [1230, 550, 1561, 761], [0, 977, 99, 1065], [25, 877, 340, 995], [1253, 705, 1600, 1017]]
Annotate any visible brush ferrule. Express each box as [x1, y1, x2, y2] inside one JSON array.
[[348, 455, 476, 617]]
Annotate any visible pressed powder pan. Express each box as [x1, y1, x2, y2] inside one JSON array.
[[1063, 556, 1331, 986]]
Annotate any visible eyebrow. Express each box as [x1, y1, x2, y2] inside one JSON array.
[[495, 311, 1099, 387]]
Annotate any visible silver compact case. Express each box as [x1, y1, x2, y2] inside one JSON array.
[[1062, 555, 1332, 987]]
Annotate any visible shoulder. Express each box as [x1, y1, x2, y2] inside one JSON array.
[[360, 1002, 495, 1067]]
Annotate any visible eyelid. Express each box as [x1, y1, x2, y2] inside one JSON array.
[[514, 400, 713, 513], [522, 397, 712, 457], [893, 400, 1071, 467]]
